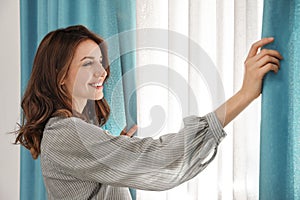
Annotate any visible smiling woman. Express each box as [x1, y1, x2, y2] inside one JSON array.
[[16, 25, 112, 159], [14, 24, 282, 200], [17, 1, 138, 199], [63, 39, 107, 113]]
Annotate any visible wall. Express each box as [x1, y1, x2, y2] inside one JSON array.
[[0, 0, 20, 199]]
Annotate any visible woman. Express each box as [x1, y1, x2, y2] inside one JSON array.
[[16, 25, 282, 200]]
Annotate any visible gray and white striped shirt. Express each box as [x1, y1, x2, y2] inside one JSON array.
[[41, 112, 226, 199]]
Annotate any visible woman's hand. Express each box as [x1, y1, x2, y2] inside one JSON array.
[[240, 37, 283, 101], [215, 37, 283, 127], [120, 125, 138, 137]]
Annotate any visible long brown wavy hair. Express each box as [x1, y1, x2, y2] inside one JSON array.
[[15, 25, 111, 159]]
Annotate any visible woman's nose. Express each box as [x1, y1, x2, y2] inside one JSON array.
[[94, 65, 107, 78]]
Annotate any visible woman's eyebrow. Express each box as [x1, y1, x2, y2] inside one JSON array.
[[80, 56, 94, 61], [80, 55, 103, 61]]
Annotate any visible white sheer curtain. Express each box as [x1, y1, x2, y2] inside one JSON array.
[[135, 0, 263, 199]]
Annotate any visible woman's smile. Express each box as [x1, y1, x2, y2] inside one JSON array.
[[88, 81, 103, 89]]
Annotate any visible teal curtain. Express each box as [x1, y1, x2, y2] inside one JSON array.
[[260, 0, 300, 199], [20, 0, 136, 199]]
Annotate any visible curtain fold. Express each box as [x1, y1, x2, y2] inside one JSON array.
[[20, 0, 136, 199], [260, 0, 300, 199]]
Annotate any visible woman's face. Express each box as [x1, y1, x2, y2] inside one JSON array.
[[64, 39, 107, 112]]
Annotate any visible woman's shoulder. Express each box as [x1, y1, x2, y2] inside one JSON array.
[[42, 116, 112, 152], [44, 116, 107, 137], [45, 116, 88, 128], [44, 116, 93, 136], [42, 116, 105, 147]]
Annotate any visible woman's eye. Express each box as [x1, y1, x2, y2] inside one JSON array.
[[83, 61, 93, 66]]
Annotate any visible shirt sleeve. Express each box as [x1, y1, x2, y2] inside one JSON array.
[[41, 112, 226, 191]]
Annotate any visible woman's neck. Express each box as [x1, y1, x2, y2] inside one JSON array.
[[72, 98, 87, 113]]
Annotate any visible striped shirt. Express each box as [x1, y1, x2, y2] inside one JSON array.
[[41, 112, 226, 199]]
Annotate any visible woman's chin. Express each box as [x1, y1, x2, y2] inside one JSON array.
[[93, 94, 104, 100]]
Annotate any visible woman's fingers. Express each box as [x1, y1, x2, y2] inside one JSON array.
[[241, 37, 283, 100], [120, 128, 127, 136], [246, 37, 275, 59], [254, 49, 283, 61], [255, 55, 281, 69], [120, 125, 138, 137], [245, 39, 283, 71], [260, 63, 279, 75], [126, 125, 138, 137]]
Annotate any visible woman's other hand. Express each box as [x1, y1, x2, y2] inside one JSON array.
[[120, 125, 138, 137]]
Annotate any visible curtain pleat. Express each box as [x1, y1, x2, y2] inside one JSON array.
[[20, 0, 136, 199], [260, 0, 300, 199]]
